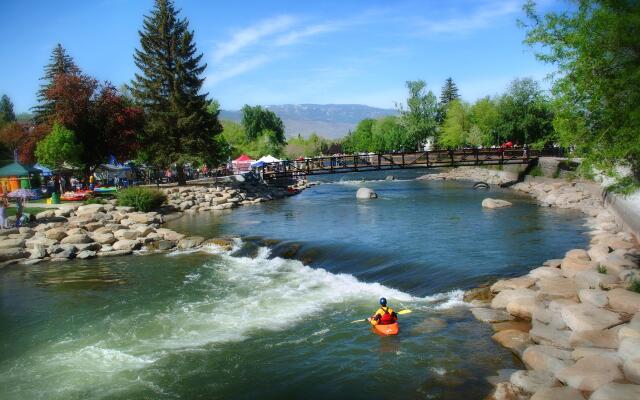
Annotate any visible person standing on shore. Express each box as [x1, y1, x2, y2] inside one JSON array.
[[369, 298, 398, 326], [0, 197, 7, 229]]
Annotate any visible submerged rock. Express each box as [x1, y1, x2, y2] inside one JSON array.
[[482, 198, 513, 209], [356, 187, 377, 199]]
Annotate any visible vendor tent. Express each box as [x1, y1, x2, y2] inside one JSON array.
[[32, 163, 53, 177], [0, 161, 39, 177], [232, 154, 254, 174], [257, 155, 281, 163]]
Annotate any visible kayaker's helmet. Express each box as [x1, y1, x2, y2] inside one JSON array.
[[379, 297, 387, 306]]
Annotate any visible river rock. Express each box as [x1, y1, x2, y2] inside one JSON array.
[[482, 198, 512, 209], [93, 233, 117, 245], [175, 236, 203, 249], [491, 277, 535, 293], [561, 303, 621, 332], [607, 288, 640, 314], [97, 249, 132, 257], [156, 228, 185, 241], [510, 369, 558, 394], [29, 244, 47, 259], [536, 277, 578, 300], [601, 253, 637, 275], [578, 288, 608, 308], [0, 238, 26, 249], [530, 322, 572, 349], [560, 257, 597, 278], [555, 354, 623, 391], [588, 244, 611, 263], [75, 242, 101, 252], [112, 240, 139, 252], [543, 259, 563, 268], [565, 249, 590, 261], [529, 267, 562, 280], [523, 345, 573, 374], [51, 248, 75, 259], [590, 383, 640, 400], [575, 271, 618, 291], [492, 321, 532, 333], [623, 358, 640, 384], [570, 329, 620, 349], [356, 187, 377, 199], [492, 330, 530, 357], [530, 386, 585, 400], [114, 229, 139, 240], [35, 210, 55, 220], [76, 250, 96, 259], [491, 288, 536, 309], [60, 234, 92, 244], [0, 247, 29, 262], [507, 296, 537, 320], [77, 204, 105, 213], [619, 337, 640, 361], [572, 347, 618, 360], [490, 382, 526, 400]]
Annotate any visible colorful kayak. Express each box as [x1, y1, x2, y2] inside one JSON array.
[[368, 319, 399, 336]]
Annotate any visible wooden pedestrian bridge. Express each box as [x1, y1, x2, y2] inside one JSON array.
[[260, 147, 538, 179]]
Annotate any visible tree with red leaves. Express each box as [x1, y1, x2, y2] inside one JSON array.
[[39, 72, 144, 175]]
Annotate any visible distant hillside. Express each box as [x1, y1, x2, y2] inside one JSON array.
[[219, 104, 398, 139]]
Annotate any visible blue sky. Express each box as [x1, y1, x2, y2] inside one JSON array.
[[0, 0, 564, 113]]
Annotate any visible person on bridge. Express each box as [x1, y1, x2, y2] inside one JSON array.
[[369, 297, 398, 326]]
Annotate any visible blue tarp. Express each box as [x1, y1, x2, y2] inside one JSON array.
[[32, 163, 53, 176]]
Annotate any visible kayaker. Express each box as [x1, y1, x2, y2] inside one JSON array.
[[370, 298, 398, 326]]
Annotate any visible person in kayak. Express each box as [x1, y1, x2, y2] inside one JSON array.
[[370, 297, 398, 326]]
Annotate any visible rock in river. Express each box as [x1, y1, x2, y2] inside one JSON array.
[[482, 198, 512, 209], [356, 187, 377, 199]]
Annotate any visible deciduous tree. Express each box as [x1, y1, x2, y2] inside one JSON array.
[[34, 123, 82, 170], [397, 80, 438, 150]]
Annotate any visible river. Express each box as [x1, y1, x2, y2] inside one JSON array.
[[0, 170, 588, 399]]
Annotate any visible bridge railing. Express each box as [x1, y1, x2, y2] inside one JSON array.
[[261, 147, 537, 178]]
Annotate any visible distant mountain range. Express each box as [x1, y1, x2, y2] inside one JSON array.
[[219, 104, 398, 139]]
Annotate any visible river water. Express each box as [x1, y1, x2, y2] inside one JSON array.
[[0, 171, 588, 399]]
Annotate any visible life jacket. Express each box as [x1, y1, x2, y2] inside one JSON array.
[[377, 306, 397, 325]]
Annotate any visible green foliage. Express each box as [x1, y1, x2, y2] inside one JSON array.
[[284, 133, 339, 158], [529, 165, 544, 177], [440, 100, 471, 148], [470, 96, 500, 145], [117, 187, 166, 212], [342, 119, 375, 153], [496, 78, 554, 145], [597, 265, 607, 274], [34, 123, 82, 170], [83, 197, 107, 205], [440, 77, 460, 106], [0, 95, 16, 128], [241, 105, 285, 144], [33, 44, 80, 122], [397, 80, 439, 150], [130, 0, 223, 185], [221, 120, 285, 159], [606, 176, 640, 196], [523, 0, 640, 178], [630, 279, 640, 294]]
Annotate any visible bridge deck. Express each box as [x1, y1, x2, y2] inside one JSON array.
[[261, 148, 536, 179]]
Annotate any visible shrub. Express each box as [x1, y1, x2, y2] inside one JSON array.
[[529, 165, 543, 177], [597, 265, 607, 274], [84, 197, 106, 205], [117, 187, 166, 212], [630, 279, 640, 294], [606, 176, 640, 197]]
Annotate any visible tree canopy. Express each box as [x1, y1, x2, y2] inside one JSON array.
[[34, 123, 82, 170], [523, 0, 640, 177], [33, 44, 80, 123], [130, 0, 222, 184], [397, 80, 439, 150], [0, 95, 16, 128]]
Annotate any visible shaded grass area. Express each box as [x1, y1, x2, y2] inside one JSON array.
[[5, 207, 48, 217]]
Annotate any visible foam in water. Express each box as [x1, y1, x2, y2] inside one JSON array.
[[0, 240, 465, 399]]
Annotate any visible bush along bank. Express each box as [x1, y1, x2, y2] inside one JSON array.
[[0, 179, 310, 266], [431, 167, 640, 399]]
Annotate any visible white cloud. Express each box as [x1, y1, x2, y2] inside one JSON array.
[[415, 1, 520, 34], [206, 55, 270, 86], [273, 22, 339, 46], [212, 15, 296, 62]]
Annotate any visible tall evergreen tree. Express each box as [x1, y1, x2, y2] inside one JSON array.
[[130, 0, 222, 185], [0, 95, 16, 127], [440, 77, 460, 106], [33, 44, 80, 122]]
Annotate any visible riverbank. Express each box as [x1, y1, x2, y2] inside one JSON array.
[[422, 167, 640, 399], [0, 178, 310, 267]]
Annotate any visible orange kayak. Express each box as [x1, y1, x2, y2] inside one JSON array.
[[369, 320, 399, 336]]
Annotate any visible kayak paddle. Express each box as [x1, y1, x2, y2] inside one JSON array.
[[350, 309, 412, 323]]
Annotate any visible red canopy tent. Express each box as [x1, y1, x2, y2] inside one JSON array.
[[232, 154, 254, 174]]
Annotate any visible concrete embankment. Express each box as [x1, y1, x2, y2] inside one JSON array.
[[422, 166, 640, 399], [0, 178, 309, 267]]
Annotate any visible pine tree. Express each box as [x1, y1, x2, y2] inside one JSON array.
[[33, 44, 80, 122], [0, 95, 16, 126], [440, 77, 460, 106], [131, 0, 222, 185]]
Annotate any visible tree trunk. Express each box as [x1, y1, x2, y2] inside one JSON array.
[[176, 163, 186, 186]]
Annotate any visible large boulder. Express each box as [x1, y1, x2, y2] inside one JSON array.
[[177, 236, 205, 249], [555, 355, 623, 391], [492, 330, 530, 357], [529, 267, 562, 280], [530, 321, 572, 349], [607, 288, 640, 314], [491, 288, 536, 309], [523, 345, 573, 374], [471, 308, 514, 323], [112, 239, 139, 252], [76, 250, 97, 259], [29, 244, 47, 259], [530, 387, 585, 400], [570, 329, 620, 349], [356, 187, 377, 199], [0, 247, 29, 262], [114, 229, 140, 240], [536, 277, 578, 301], [92, 233, 117, 245], [510, 369, 558, 394], [482, 198, 512, 209], [491, 277, 535, 293], [578, 289, 608, 308], [560, 303, 621, 332], [590, 383, 640, 400], [624, 358, 640, 384], [60, 234, 92, 244], [560, 257, 597, 278], [618, 337, 640, 362], [0, 238, 25, 249], [573, 270, 619, 290], [35, 210, 55, 220]]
